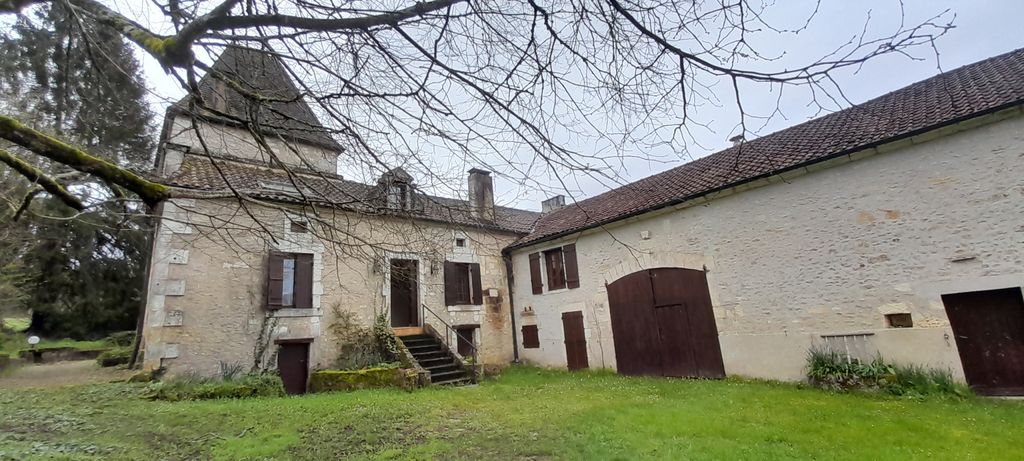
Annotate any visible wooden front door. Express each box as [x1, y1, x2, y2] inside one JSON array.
[[562, 311, 589, 370], [606, 268, 725, 378], [390, 259, 419, 327], [278, 342, 310, 395], [942, 287, 1024, 396]]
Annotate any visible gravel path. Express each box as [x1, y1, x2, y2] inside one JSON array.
[[0, 360, 132, 389]]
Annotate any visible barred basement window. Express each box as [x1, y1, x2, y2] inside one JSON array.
[[886, 313, 913, 328]]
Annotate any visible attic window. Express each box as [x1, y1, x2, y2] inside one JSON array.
[[455, 238, 466, 248], [289, 220, 308, 233]]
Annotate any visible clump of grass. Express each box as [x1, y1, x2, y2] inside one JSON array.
[[887, 364, 971, 398], [146, 362, 284, 401], [806, 346, 969, 398], [806, 347, 893, 391]]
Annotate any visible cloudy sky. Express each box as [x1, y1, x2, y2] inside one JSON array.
[[133, 1, 1024, 211]]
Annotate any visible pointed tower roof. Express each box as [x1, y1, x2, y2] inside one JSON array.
[[171, 46, 342, 151]]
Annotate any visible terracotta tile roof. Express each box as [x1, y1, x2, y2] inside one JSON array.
[[172, 46, 343, 151], [511, 48, 1024, 249], [165, 155, 540, 234]]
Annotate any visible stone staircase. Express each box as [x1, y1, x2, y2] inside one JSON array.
[[398, 333, 474, 386]]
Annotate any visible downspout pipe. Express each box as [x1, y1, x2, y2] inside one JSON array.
[[503, 252, 520, 364]]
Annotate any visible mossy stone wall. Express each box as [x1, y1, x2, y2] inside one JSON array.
[[309, 367, 421, 393]]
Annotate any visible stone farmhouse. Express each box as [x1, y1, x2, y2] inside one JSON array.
[[144, 47, 1024, 396]]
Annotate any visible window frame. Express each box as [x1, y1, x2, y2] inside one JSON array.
[[529, 243, 580, 295], [543, 247, 567, 291], [444, 261, 483, 306], [267, 251, 314, 310]]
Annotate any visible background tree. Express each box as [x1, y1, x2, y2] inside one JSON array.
[[0, 1, 153, 338]]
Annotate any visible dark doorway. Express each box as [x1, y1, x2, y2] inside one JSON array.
[[606, 268, 725, 378], [455, 326, 476, 358], [942, 287, 1024, 396], [390, 259, 419, 327], [277, 341, 310, 395], [562, 311, 589, 370]]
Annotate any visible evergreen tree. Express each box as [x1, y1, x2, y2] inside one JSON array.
[[0, 3, 154, 338]]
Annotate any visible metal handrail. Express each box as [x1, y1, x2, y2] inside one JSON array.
[[421, 303, 478, 372]]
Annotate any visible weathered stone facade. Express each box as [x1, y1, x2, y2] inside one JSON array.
[[510, 109, 1024, 381], [144, 195, 520, 375], [143, 111, 523, 376]]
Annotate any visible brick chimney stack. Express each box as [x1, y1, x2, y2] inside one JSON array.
[[468, 168, 495, 222]]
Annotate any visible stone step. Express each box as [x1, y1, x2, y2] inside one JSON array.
[[418, 356, 456, 365], [425, 363, 460, 374], [430, 369, 468, 382], [432, 376, 473, 386], [398, 334, 434, 341]]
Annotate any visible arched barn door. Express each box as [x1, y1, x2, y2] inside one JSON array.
[[606, 268, 725, 378]]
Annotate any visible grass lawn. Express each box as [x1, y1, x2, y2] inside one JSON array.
[[1, 367, 1022, 460]]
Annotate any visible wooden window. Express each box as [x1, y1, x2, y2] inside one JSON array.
[[528, 252, 543, 294], [289, 220, 308, 233], [444, 261, 482, 305], [530, 244, 580, 294], [521, 325, 540, 349], [886, 313, 913, 328], [266, 252, 314, 309], [544, 248, 567, 291], [455, 326, 476, 357]]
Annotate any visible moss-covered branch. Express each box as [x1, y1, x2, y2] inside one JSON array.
[[0, 147, 85, 211], [0, 115, 170, 207]]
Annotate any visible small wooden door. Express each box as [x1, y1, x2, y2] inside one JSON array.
[[278, 342, 310, 395], [455, 326, 475, 358], [562, 311, 589, 370], [942, 287, 1024, 396], [390, 259, 419, 327]]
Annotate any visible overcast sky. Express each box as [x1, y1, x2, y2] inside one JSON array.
[[134, 1, 1024, 211]]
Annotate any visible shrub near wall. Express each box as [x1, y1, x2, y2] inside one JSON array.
[[806, 347, 970, 398], [309, 366, 421, 393]]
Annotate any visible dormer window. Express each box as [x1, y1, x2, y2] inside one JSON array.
[[388, 183, 410, 210], [379, 167, 415, 211]]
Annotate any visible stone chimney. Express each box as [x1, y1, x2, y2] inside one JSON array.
[[541, 195, 566, 213], [468, 168, 494, 221]]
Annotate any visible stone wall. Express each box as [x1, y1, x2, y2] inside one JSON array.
[[510, 109, 1024, 382], [163, 116, 339, 174], [142, 197, 519, 377]]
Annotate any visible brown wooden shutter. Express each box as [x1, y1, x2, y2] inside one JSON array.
[[266, 252, 285, 310], [470, 263, 483, 305], [563, 244, 580, 289], [443, 261, 459, 306], [293, 253, 314, 309], [522, 325, 540, 348], [528, 252, 543, 294]]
